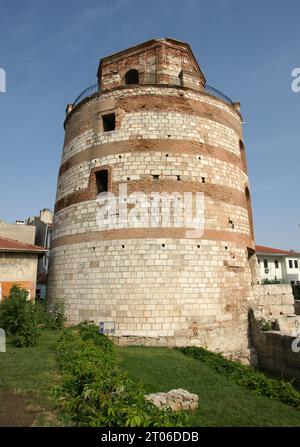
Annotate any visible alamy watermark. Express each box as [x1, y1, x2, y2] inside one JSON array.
[[95, 184, 205, 238], [0, 68, 6, 93], [291, 68, 300, 93], [0, 328, 6, 352], [291, 336, 300, 353]]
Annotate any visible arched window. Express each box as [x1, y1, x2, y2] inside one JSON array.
[[245, 186, 254, 241], [125, 69, 139, 85], [239, 140, 247, 172]]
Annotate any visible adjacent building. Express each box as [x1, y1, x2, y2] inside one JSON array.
[[26, 209, 53, 299], [0, 222, 46, 301], [256, 245, 300, 285]]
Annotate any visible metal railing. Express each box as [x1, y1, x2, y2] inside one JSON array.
[[71, 79, 234, 108], [73, 83, 98, 107], [204, 85, 235, 106]]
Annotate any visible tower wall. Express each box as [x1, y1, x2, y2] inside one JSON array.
[[48, 40, 256, 359]]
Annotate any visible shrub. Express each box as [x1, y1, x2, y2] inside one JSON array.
[[45, 300, 66, 330], [0, 286, 66, 347], [260, 319, 273, 332], [0, 285, 41, 347], [182, 347, 300, 409], [52, 325, 188, 427]]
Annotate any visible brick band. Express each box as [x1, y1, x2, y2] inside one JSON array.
[[54, 179, 249, 213], [51, 228, 254, 249], [59, 140, 245, 178]]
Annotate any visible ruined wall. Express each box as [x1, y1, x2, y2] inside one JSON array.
[[252, 284, 296, 318], [250, 284, 300, 382], [48, 40, 256, 359], [250, 317, 300, 384]]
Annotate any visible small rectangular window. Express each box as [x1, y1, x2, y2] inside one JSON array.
[[102, 113, 115, 132], [289, 260, 293, 269], [95, 170, 108, 194], [263, 259, 268, 269], [275, 260, 279, 269], [295, 260, 298, 269]]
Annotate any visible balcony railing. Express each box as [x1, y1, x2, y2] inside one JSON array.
[[73, 83, 99, 107], [204, 85, 234, 106], [71, 79, 235, 108]]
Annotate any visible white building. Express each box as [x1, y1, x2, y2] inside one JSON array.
[[256, 245, 300, 285]]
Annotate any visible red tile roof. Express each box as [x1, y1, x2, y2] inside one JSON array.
[[255, 245, 300, 256], [0, 236, 47, 253]]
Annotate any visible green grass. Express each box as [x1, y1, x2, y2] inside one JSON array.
[[1, 331, 300, 427], [0, 330, 61, 394], [115, 346, 300, 427], [0, 330, 63, 426]]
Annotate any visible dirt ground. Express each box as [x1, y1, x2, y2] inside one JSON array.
[[0, 391, 41, 427]]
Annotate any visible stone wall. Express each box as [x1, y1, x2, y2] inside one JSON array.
[[252, 284, 295, 318], [250, 315, 300, 384], [252, 284, 300, 332], [250, 284, 300, 382]]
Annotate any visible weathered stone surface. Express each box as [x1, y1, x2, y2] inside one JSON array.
[[145, 389, 199, 411], [250, 285, 300, 384]]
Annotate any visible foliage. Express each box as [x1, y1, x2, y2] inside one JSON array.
[[52, 324, 188, 427], [45, 300, 66, 330], [262, 279, 281, 285], [260, 319, 273, 332], [0, 285, 66, 347], [181, 347, 300, 409], [0, 285, 41, 347]]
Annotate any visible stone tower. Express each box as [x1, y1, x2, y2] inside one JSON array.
[[48, 38, 258, 359]]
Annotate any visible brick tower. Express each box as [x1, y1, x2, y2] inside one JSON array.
[[48, 39, 258, 359]]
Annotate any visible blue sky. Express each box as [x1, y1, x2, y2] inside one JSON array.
[[0, 0, 299, 249]]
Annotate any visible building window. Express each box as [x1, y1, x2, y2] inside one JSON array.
[[289, 260, 293, 269], [125, 69, 139, 85], [275, 260, 279, 269], [95, 170, 108, 194], [102, 113, 115, 132], [263, 259, 268, 269], [239, 140, 247, 172], [295, 260, 299, 269]]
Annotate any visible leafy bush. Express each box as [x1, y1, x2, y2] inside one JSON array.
[[0, 285, 41, 347], [45, 300, 66, 330], [0, 285, 66, 347], [182, 347, 300, 409], [52, 324, 188, 427], [260, 319, 273, 332]]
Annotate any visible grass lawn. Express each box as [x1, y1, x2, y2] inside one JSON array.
[[1, 329, 299, 427], [115, 346, 300, 427], [0, 330, 62, 426]]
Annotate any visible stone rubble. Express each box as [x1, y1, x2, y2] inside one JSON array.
[[145, 388, 199, 412]]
